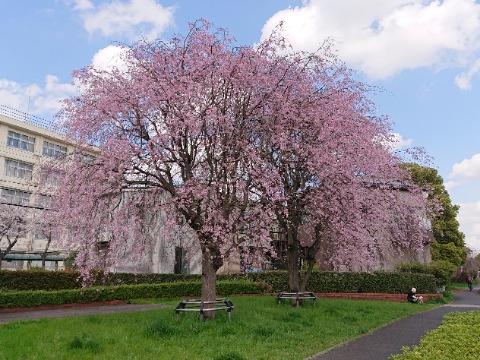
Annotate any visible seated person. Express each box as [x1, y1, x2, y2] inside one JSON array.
[[407, 288, 424, 303]]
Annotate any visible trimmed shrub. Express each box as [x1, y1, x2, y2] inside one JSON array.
[[219, 271, 288, 292], [395, 262, 430, 274], [219, 271, 436, 294], [96, 272, 202, 286], [396, 261, 457, 286], [0, 270, 436, 294], [0, 280, 260, 309], [0, 270, 204, 291], [0, 270, 80, 291]]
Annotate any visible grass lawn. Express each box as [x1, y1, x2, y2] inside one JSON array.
[[0, 296, 438, 360], [446, 281, 473, 291]]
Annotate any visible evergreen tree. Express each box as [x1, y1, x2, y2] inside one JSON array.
[[406, 164, 466, 266]]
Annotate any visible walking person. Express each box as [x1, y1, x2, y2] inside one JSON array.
[[466, 274, 473, 291]]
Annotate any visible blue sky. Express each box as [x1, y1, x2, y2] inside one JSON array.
[[2, 0, 480, 251]]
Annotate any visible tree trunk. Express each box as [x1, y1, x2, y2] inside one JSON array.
[[300, 258, 316, 292], [285, 217, 301, 299], [0, 236, 19, 271], [285, 218, 322, 302], [286, 241, 300, 293], [41, 235, 52, 270], [300, 228, 323, 292], [200, 248, 222, 320], [282, 213, 301, 301]]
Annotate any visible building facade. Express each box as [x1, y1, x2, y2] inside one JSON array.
[[0, 106, 72, 270], [0, 105, 201, 274]]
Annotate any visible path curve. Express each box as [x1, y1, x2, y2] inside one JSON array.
[[308, 286, 480, 360]]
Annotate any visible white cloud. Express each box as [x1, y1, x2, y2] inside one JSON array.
[[76, 0, 175, 41], [0, 76, 77, 119], [444, 180, 459, 190], [454, 58, 480, 90], [91, 45, 130, 72], [458, 201, 480, 252], [74, 0, 94, 11], [378, 132, 413, 151], [261, 0, 480, 88], [389, 132, 413, 151], [0, 44, 130, 121], [448, 153, 480, 183]]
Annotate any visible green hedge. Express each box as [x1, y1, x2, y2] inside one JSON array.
[[395, 261, 458, 286], [0, 270, 203, 291], [219, 271, 437, 294], [0, 280, 260, 309], [0, 270, 437, 294], [96, 272, 202, 286], [0, 270, 80, 291]]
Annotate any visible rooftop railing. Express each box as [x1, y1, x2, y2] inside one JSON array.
[[0, 104, 64, 133]]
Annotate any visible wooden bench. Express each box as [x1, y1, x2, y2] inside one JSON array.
[[174, 298, 235, 320], [276, 292, 317, 306]]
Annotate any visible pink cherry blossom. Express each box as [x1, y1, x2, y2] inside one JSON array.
[[39, 20, 432, 311]]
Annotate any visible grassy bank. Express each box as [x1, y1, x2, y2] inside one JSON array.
[[392, 311, 480, 360], [0, 296, 437, 360]]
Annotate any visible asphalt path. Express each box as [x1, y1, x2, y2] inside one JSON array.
[[0, 303, 168, 325], [308, 286, 480, 360]]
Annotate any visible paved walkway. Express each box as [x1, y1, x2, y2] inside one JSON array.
[[0, 303, 168, 325], [308, 286, 480, 360]]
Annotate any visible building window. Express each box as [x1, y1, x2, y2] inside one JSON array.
[[34, 231, 47, 240], [174, 247, 189, 274], [40, 168, 61, 186], [30, 260, 57, 271], [75, 152, 96, 164], [43, 141, 67, 158], [7, 130, 35, 152], [35, 194, 52, 209], [5, 159, 33, 180], [0, 188, 30, 205]]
